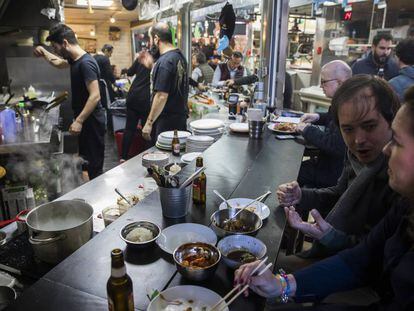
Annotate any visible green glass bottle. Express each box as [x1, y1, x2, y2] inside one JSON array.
[[107, 249, 134, 311]]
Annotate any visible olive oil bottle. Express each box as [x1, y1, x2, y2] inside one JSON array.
[[107, 249, 134, 311], [193, 157, 206, 204]]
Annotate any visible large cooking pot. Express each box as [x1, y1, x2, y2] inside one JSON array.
[[26, 200, 93, 264]]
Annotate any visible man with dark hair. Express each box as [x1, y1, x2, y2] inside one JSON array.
[[142, 22, 189, 143], [34, 24, 105, 180], [351, 33, 399, 80], [389, 39, 414, 102], [191, 51, 214, 84], [212, 51, 248, 87], [94, 44, 116, 101]]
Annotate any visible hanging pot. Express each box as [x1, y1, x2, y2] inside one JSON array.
[[122, 0, 138, 11]]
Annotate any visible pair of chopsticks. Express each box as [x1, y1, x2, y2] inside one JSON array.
[[229, 190, 272, 221], [210, 257, 272, 311]]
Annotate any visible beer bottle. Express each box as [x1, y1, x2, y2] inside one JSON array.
[[107, 249, 134, 311], [171, 130, 180, 156], [193, 157, 206, 204]]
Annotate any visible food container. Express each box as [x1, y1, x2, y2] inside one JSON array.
[[217, 235, 267, 269], [120, 221, 160, 249], [26, 200, 93, 264], [210, 208, 262, 238], [159, 184, 192, 218], [173, 242, 221, 281]]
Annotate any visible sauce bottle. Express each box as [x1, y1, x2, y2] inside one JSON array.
[[193, 157, 206, 205], [171, 129, 180, 156]]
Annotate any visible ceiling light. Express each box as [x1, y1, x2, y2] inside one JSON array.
[[110, 17, 116, 23], [77, 0, 113, 7], [323, 1, 338, 6], [90, 30, 95, 36]]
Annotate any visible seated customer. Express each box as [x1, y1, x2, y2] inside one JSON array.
[[389, 38, 414, 102], [277, 75, 400, 260], [191, 51, 215, 84], [235, 89, 414, 310], [296, 60, 351, 188], [212, 51, 248, 87]]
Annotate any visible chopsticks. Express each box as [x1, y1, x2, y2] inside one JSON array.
[[211, 257, 272, 311], [228, 190, 272, 221]]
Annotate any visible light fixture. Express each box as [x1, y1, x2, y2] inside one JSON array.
[[377, 1, 387, 9], [110, 16, 116, 23], [90, 29, 95, 36], [77, 0, 113, 7], [323, 1, 338, 6]]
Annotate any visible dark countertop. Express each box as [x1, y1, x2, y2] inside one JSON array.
[[8, 130, 304, 311]]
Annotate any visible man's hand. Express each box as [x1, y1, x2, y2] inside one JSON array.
[[285, 207, 332, 240], [142, 122, 152, 141], [295, 122, 309, 134], [33, 46, 46, 57], [225, 79, 235, 87], [138, 51, 154, 69], [276, 181, 302, 206], [197, 83, 208, 92], [69, 120, 83, 136], [300, 113, 320, 124]]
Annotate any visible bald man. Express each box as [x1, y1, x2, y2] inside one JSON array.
[[296, 60, 351, 188]]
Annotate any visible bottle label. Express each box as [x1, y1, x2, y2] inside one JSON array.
[[108, 298, 114, 311], [173, 143, 180, 155], [128, 293, 134, 311], [193, 182, 201, 202]]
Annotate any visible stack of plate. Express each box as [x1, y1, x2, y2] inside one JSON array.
[[142, 151, 169, 168], [181, 152, 203, 164], [189, 119, 225, 141], [156, 131, 191, 151], [186, 135, 215, 153]]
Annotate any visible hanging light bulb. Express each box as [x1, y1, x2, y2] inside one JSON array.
[[90, 29, 95, 36], [110, 16, 116, 23]]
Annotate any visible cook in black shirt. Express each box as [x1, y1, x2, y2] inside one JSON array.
[[142, 22, 189, 143], [34, 24, 105, 180], [94, 44, 116, 102], [120, 54, 151, 161]]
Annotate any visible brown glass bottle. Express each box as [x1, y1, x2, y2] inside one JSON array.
[[172, 129, 180, 156], [107, 249, 134, 311], [192, 157, 206, 204]]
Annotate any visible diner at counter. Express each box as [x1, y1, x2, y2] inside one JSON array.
[[235, 86, 414, 311], [277, 75, 400, 270]]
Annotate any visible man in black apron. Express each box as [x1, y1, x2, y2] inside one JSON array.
[[34, 24, 105, 180]]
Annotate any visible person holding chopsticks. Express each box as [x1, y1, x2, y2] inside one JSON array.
[[234, 87, 414, 310]]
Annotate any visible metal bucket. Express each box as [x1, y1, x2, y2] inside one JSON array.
[[248, 120, 265, 139], [159, 185, 192, 218]]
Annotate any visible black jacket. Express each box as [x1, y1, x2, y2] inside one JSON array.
[[301, 111, 346, 187], [351, 52, 399, 81]]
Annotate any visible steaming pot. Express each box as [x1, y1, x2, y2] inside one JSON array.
[[26, 200, 93, 264]]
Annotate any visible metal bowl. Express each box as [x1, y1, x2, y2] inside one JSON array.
[[210, 208, 262, 238], [173, 242, 221, 281], [120, 221, 161, 249], [217, 235, 267, 269]]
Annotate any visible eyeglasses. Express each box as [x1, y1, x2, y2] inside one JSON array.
[[321, 78, 337, 85]]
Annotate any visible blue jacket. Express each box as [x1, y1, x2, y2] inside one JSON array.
[[294, 200, 414, 310], [351, 52, 399, 81], [389, 66, 414, 102]]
